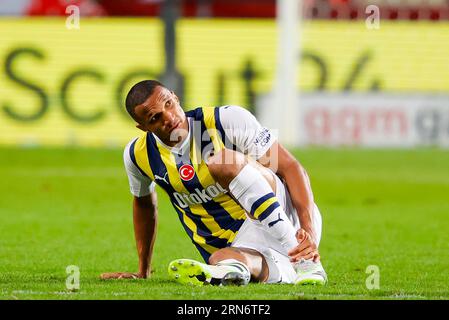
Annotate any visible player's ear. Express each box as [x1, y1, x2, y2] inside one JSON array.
[[136, 123, 146, 132]]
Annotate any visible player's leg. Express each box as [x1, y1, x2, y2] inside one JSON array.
[[206, 148, 299, 254], [208, 247, 269, 282], [168, 247, 267, 286], [207, 148, 277, 192], [273, 174, 327, 285], [208, 148, 327, 285]]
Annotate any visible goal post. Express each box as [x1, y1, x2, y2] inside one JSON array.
[[273, 0, 301, 146], [259, 0, 302, 147]]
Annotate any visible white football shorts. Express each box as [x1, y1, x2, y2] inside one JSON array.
[[230, 173, 323, 284]]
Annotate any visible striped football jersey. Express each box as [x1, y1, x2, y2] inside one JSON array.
[[128, 106, 247, 262]]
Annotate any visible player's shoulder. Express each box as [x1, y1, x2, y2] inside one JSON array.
[[123, 132, 147, 157], [185, 105, 252, 119], [124, 138, 137, 162], [217, 105, 256, 118], [217, 105, 248, 112], [216, 105, 257, 126], [185, 106, 205, 119]]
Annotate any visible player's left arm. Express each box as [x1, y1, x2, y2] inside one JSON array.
[[259, 143, 320, 261], [259, 143, 316, 239], [218, 105, 319, 260]]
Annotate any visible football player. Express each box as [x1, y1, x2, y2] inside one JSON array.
[[100, 80, 327, 286]]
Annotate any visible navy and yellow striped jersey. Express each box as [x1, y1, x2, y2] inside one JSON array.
[[128, 106, 247, 262]]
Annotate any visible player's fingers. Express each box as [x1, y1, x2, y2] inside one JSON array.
[[296, 249, 319, 262], [288, 240, 316, 257], [301, 252, 316, 261], [312, 253, 321, 263], [299, 240, 316, 253], [295, 229, 307, 242], [297, 230, 312, 244], [100, 272, 121, 279], [288, 245, 301, 256], [118, 273, 139, 279], [288, 245, 306, 257], [290, 247, 315, 262], [101, 272, 140, 280]]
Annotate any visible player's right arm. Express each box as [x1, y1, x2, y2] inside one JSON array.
[[133, 192, 158, 278], [124, 139, 159, 278], [101, 140, 158, 280]]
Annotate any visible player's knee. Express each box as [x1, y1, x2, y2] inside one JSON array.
[[206, 149, 247, 181], [209, 250, 227, 265], [208, 248, 246, 265]]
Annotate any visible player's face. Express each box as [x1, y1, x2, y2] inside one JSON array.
[[134, 86, 188, 147]]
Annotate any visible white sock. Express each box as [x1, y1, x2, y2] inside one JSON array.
[[216, 259, 250, 274], [214, 259, 251, 282], [228, 164, 298, 253]]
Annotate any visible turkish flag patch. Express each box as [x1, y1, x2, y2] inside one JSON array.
[[179, 164, 195, 181]]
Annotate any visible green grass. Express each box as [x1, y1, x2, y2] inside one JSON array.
[[0, 147, 448, 300]]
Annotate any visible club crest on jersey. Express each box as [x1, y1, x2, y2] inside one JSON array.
[[179, 164, 195, 181]]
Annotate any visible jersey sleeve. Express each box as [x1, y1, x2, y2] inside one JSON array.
[[123, 139, 156, 197], [218, 105, 276, 160]]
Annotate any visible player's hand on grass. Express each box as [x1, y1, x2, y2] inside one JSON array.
[[100, 272, 145, 280], [288, 228, 320, 263]]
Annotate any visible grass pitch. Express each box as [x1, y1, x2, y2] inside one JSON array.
[[0, 147, 448, 300]]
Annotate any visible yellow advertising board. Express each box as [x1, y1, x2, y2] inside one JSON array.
[[0, 18, 448, 146]]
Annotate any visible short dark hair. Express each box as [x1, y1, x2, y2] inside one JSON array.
[[125, 80, 165, 122]]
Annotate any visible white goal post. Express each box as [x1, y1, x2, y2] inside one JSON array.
[[259, 0, 302, 147]]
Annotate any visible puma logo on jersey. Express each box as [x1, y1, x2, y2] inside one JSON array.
[[154, 172, 169, 185], [268, 212, 284, 228], [173, 182, 228, 208]]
